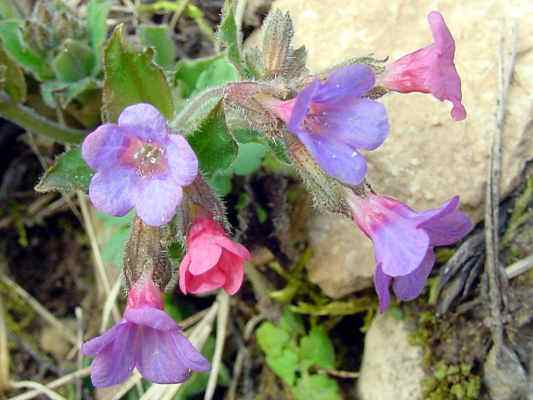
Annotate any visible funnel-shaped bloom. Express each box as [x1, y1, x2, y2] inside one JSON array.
[[267, 64, 389, 186], [346, 192, 472, 311], [179, 218, 251, 295], [82, 103, 198, 226], [82, 277, 210, 387], [382, 11, 466, 121]]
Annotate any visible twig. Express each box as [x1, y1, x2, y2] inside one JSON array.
[[204, 292, 230, 400], [8, 382, 66, 400], [506, 254, 533, 279], [169, 0, 190, 31], [100, 278, 123, 333], [318, 368, 359, 379], [8, 368, 90, 400], [0, 296, 9, 393], [0, 274, 77, 345], [179, 308, 209, 330], [110, 371, 142, 400], [78, 193, 121, 322], [75, 307, 83, 400]]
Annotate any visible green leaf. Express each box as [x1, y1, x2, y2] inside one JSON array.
[[87, 0, 110, 51], [279, 308, 305, 336], [175, 55, 238, 98], [0, 19, 52, 80], [207, 170, 233, 196], [139, 24, 176, 70], [217, 0, 244, 75], [96, 212, 133, 268], [256, 322, 291, 358], [293, 374, 341, 400], [267, 349, 299, 387], [35, 147, 93, 193], [0, 44, 25, 102], [102, 24, 174, 122], [51, 40, 96, 82], [187, 102, 237, 178], [233, 142, 267, 176], [41, 77, 99, 108], [0, 0, 22, 19], [299, 327, 335, 370]]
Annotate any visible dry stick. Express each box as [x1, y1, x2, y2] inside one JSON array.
[[100, 278, 123, 333], [506, 254, 533, 279], [204, 292, 230, 400], [75, 308, 84, 400], [77, 193, 121, 322], [0, 275, 77, 345], [484, 22, 517, 348], [0, 296, 9, 393], [8, 382, 66, 400]]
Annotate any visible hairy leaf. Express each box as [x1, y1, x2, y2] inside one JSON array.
[[0, 44, 25, 102], [299, 327, 335, 370], [52, 39, 96, 82], [217, 0, 244, 76], [139, 24, 176, 70], [35, 147, 93, 193], [87, 0, 110, 51], [293, 374, 341, 400], [102, 24, 174, 122]]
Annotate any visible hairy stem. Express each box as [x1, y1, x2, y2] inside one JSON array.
[[0, 94, 87, 144]]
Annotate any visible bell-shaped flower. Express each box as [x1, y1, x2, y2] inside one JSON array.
[[82, 276, 210, 387], [82, 103, 198, 226], [346, 192, 472, 311], [179, 218, 251, 295], [381, 11, 466, 121], [265, 64, 389, 186]]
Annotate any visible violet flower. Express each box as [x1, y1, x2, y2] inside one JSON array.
[[179, 217, 251, 295], [381, 11, 466, 121], [345, 192, 472, 312], [82, 276, 210, 387], [82, 103, 198, 226], [266, 64, 389, 186]]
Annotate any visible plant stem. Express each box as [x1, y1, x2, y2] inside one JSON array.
[[0, 94, 87, 144]]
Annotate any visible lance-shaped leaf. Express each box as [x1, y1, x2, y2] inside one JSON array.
[[0, 19, 52, 80], [188, 101, 238, 178], [87, 0, 110, 52], [35, 147, 93, 193], [217, 0, 245, 76], [52, 39, 96, 82], [0, 44, 26, 102], [139, 24, 176, 70], [41, 77, 99, 108], [102, 24, 174, 122]]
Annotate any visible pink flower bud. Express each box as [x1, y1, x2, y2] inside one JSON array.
[[382, 11, 466, 121], [179, 218, 251, 295]]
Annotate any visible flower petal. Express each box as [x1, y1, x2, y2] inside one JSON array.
[[296, 133, 368, 185], [89, 169, 137, 216], [82, 321, 126, 356], [166, 135, 198, 186], [82, 124, 127, 170], [89, 323, 136, 387], [118, 103, 169, 143], [372, 216, 430, 277], [212, 236, 251, 260], [184, 268, 226, 294], [179, 253, 192, 294], [136, 327, 192, 384], [314, 64, 375, 102], [172, 331, 211, 372], [428, 11, 455, 58], [124, 307, 178, 331], [132, 177, 183, 226], [188, 236, 223, 275], [374, 264, 392, 313], [217, 252, 245, 295], [392, 250, 436, 301], [288, 80, 320, 133]]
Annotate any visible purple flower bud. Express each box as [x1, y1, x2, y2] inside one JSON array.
[[82, 277, 210, 387], [345, 191, 472, 312], [82, 103, 198, 226], [266, 64, 389, 186], [381, 11, 466, 121]]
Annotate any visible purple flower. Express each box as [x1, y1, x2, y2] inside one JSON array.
[[266, 64, 389, 186], [82, 277, 210, 387], [345, 192, 472, 312], [381, 11, 466, 121], [82, 103, 198, 226]]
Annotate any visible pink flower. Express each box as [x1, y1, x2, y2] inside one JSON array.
[[381, 11, 466, 121], [345, 192, 472, 312], [82, 276, 210, 387], [179, 218, 251, 295]]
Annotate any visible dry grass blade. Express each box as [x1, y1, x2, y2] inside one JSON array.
[[100, 278, 123, 333], [506, 254, 533, 279], [484, 20, 517, 347], [0, 274, 77, 345], [8, 381, 67, 400], [8, 368, 90, 400], [0, 296, 9, 393], [204, 291, 230, 400]]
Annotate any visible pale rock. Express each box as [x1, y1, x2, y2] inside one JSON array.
[[358, 312, 425, 400], [273, 0, 533, 297]]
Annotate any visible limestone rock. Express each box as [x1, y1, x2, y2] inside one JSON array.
[[307, 212, 374, 298], [358, 312, 425, 400], [273, 0, 533, 297]]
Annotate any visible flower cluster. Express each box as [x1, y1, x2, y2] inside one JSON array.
[[80, 8, 471, 390]]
